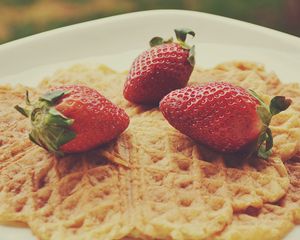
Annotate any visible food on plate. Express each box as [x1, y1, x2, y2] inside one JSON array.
[[123, 28, 195, 105], [14, 85, 129, 155], [190, 62, 300, 162], [0, 62, 299, 240], [216, 156, 300, 240], [160, 82, 291, 158]]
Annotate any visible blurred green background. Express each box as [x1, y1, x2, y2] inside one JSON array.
[[0, 0, 299, 44]]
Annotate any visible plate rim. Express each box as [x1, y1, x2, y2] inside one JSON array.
[[0, 9, 299, 240]]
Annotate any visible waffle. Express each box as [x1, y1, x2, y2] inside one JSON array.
[[0, 62, 299, 240], [216, 157, 300, 240]]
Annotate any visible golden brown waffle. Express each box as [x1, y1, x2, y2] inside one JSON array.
[[216, 157, 300, 240], [0, 62, 299, 240]]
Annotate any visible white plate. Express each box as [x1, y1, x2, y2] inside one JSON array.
[[0, 10, 299, 240]]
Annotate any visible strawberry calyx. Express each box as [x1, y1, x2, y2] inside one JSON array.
[[149, 28, 196, 66], [15, 90, 76, 156], [149, 37, 173, 47], [248, 90, 292, 159], [174, 28, 195, 45]]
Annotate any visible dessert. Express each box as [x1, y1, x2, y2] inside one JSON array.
[[0, 62, 299, 239]]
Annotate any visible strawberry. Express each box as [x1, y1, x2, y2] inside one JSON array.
[[160, 82, 291, 159], [123, 28, 196, 105], [15, 85, 129, 155]]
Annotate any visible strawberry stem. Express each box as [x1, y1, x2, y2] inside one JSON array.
[[270, 96, 292, 115], [15, 90, 76, 156], [257, 127, 273, 159], [149, 28, 195, 49], [15, 105, 30, 117], [265, 127, 273, 151], [29, 107, 76, 156], [174, 28, 195, 43], [25, 90, 31, 105], [149, 37, 173, 47], [148, 28, 196, 67], [40, 89, 68, 104], [188, 45, 196, 66], [249, 89, 292, 159]]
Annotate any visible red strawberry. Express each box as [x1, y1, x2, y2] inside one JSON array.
[[160, 82, 291, 159], [123, 28, 196, 105], [15, 85, 129, 155]]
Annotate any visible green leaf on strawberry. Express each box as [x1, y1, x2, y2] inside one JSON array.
[[270, 96, 292, 115], [15, 90, 76, 156], [40, 89, 68, 104], [29, 107, 76, 156], [15, 85, 129, 157], [248, 90, 292, 159], [174, 28, 195, 43], [15, 104, 30, 117], [149, 37, 173, 47], [188, 45, 196, 66]]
